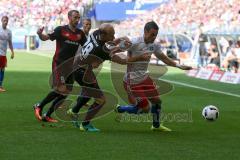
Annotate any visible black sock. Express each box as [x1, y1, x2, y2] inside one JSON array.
[[72, 96, 90, 113], [39, 91, 60, 109], [82, 121, 90, 126], [83, 102, 103, 125], [151, 102, 162, 128], [46, 95, 67, 117]]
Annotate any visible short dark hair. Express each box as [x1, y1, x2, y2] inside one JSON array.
[[83, 18, 91, 22], [144, 21, 159, 32], [68, 10, 80, 17]]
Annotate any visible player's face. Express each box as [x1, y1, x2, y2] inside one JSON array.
[[103, 30, 115, 42], [106, 31, 115, 42], [1, 17, 8, 29], [69, 12, 80, 28], [144, 28, 158, 44], [83, 20, 91, 33]]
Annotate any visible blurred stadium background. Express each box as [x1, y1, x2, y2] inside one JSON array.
[[1, 0, 240, 76]]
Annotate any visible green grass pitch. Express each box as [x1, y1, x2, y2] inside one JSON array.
[[0, 52, 239, 160]]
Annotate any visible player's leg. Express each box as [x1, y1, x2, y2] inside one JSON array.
[[150, 97, 161, 128], [69, 68, 91, 114], [0, 55, 7, 91], [42, 73, 75, 122], [149, 97, 171, 132], [142, 77, 171, 131], [74, 68, 105, 131], [0, 68, 5, 91], [42, 94, 66, 123], [80, 95, 105, 132], [116, 80, 150, 114], [33, 90, 61, 121], [33, 62, 67, 121]]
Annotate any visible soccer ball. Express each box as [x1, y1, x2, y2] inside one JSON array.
[[202, 105, 219, 121]]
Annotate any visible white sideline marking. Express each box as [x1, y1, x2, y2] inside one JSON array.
[[159, 79, 240, 98], [102, 66, 240, 98]]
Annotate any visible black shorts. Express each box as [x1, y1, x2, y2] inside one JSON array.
[[74, 67, 103, 98]]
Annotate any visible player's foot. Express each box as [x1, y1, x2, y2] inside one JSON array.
[[33, 103, 42, 121], [42, 114, 58, 123], [0, 87, 6, 92], [79, 123, 100, 132], [67, 108, 80, 128], [114, 105, 121, 113], [151, 124, 172, 132]]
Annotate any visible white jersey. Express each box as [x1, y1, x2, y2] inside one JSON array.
[[124, 36, 163, 84], [0, 26, 12, 56]]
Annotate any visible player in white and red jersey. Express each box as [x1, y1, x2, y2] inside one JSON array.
[[0, 16, 14, 92], [116, 21, 192, 131]]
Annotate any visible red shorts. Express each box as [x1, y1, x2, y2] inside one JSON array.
[[123, 76, 160, 108], [51, 61, 74, 90], [0, 56, 7, 68]]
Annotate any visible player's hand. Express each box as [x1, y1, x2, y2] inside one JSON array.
[[119, 40, 132, 51], [11, 53, 14, 59], [177, 64, 193, 70], [123, 39, 132, 48], [37, 27, 44, 35], [120, 36, 131, 43]]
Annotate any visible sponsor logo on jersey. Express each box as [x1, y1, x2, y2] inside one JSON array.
[[64, 40, 79, 45]]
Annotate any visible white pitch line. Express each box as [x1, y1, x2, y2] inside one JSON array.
[[102, 66, 240, 98], [159, 79, 240, 98]]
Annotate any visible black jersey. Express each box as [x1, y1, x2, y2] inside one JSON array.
[[49, 25, 86, 65], [74, 29, 111, 68]]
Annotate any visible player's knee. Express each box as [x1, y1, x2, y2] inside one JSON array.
[[137, 98, 150, 112], [149, 97, 161, 104], [151, 100, 162, 112], [55, 85, 69, 95], [142, 107, 150, 113]]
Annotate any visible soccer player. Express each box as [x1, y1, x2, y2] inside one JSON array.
[[67, 23, 150, 132], [33, 10, 87, 122], [0, 16, 14, 92], [82, 18, 91, 38], [115, 21, 192, 131]]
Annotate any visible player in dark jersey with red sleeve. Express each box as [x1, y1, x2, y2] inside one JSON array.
[[33, 10, 87, 122], [67, 23, 149, 131]]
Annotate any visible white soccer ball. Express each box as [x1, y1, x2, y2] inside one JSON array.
[[202, 105, 219, 121]]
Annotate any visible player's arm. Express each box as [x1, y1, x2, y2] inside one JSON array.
[[108, 38, 132, 55], [111, 53, 151, 65], [37, 27, 50, 41], [112, 36, 130, 45], [8, 32, 14, 59], [155, 51, 192, 70]]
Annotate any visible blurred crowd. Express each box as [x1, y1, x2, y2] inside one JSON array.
[[196, 35, 240, 73], [115, 0, 240, 37], [0, 0, 239, 71], [114, 0, 240, 72], [0, 0, 92, 31]]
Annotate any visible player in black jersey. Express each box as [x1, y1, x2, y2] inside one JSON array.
[[33, 10, 87, 122], [67, 23, 149, 131]]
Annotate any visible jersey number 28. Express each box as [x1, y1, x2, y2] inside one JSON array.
[[81, 38, 94, 60]]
